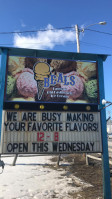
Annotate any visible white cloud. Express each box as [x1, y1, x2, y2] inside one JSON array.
[[13, 24, 76, 50]]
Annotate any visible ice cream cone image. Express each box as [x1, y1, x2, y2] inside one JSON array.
[[33, 62, 50, 100]]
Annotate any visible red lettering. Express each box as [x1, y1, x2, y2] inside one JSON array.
[[37, 132, 44, 141], [54, 132, 59, 141]]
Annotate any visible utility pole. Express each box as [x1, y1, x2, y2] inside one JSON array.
[[75, 24, 80, 53], [75, 21, 106, 53]]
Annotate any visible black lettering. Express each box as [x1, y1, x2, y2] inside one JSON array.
[[77, 123, 82, 131], [42, 113, 46, 121], [88, 123, 92, 131], [76, 113, 81, 121], [48, 123, 53, 131], [57, 113, 61, 121], [67, 113, 72, 121], [7, 143, 13, 152], [59, 143, 62, 152], [82, 113, 89, 121], [72, 143, 76, 151], [42, 123, 47, 131], [33, 113, 37, 121], [37, 143, 43, 152], [81, 142, 85, 151], [32, 143, 36, 152], [76, 142, 81, 151], [37, 123, 42, 131], [28, 112, 33, 121], [86, 143, 90, 151], [66, 123, 70, 131], [21, 123, 26, 131], [28, 122, 32, 131], [9, 122, 15, 131], [44, 143, 48, 152], [22, 113, 27, 121], [53, 143, 58, 152], [13, 143, 18, 151], [4, 122, 9, 131], [59, 123, 63, 131], [89, 114, 94, 122], [93, 123, 98, 131], [14, 122, 26, 131], [7, 112, 17, 121], [22, 112, 37, 121], [90, 142, 94, 151], [53, 113, 57, 121], [22, 143, 28, 152], [7, 143, 28, 153], [68, 143, 73, 151], [32, 123, 37, 131], [74, 123, 78, 131], [83, 123, 88, 131], [32, 143, 44, 152]]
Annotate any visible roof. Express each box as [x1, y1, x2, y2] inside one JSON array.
[[0, 46, 109, 62]]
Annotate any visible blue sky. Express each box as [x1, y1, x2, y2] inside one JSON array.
[[0, 0, 112, 116]]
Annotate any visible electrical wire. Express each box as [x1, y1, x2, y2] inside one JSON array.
[[80, 41, 112, 49], [0, 26, 111, 36], [0, 26, 75, 35], [83, 28, 112, 36]]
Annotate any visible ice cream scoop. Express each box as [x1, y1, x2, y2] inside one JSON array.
[[8, 56, 25, 76], [6, 75, 16, 97], [50, 59, 77, 73], [85, 79, 98, 102], [76, 62, 97, 80], [33, 62, 50, 100], [16, 68, 37, 98], [61, 71, 84, 100], [25, 57, 47, 69]]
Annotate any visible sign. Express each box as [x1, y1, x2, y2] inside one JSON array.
[[1, 110, 102, 154], [4, 56, 99, 105], [0, 47, 111, 198]]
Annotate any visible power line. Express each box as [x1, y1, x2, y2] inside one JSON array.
[[0, 26, 112, 36], [0, 26, 75, 35], [84, 28, 112, 36], [80, 41, 112, 49]]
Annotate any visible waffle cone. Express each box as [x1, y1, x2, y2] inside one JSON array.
[[37, 80, 44, 100]]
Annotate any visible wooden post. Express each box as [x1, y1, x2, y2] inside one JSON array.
[[12, 154, 18, 166], [57, 154, 61, 167]]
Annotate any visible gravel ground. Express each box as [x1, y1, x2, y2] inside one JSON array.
[[50, 154, 112, 199]]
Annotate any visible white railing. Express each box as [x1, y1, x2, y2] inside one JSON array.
[[86, 139, 112, 165]]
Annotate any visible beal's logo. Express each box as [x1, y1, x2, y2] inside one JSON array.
[[44, 73, 75, 88], [33, 62, 75, 100]]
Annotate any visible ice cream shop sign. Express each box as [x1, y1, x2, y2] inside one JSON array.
[[0, 48, 111, 198], [1, 54, 102, 154], [4, 55, 98, 105], [1, 111, 102, 154]]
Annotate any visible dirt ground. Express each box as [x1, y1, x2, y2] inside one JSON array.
[[50, 154, 112, 199]]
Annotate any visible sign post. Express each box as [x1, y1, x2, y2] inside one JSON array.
[[0, 49, 7, 143], [98, 57, 111, 199]]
